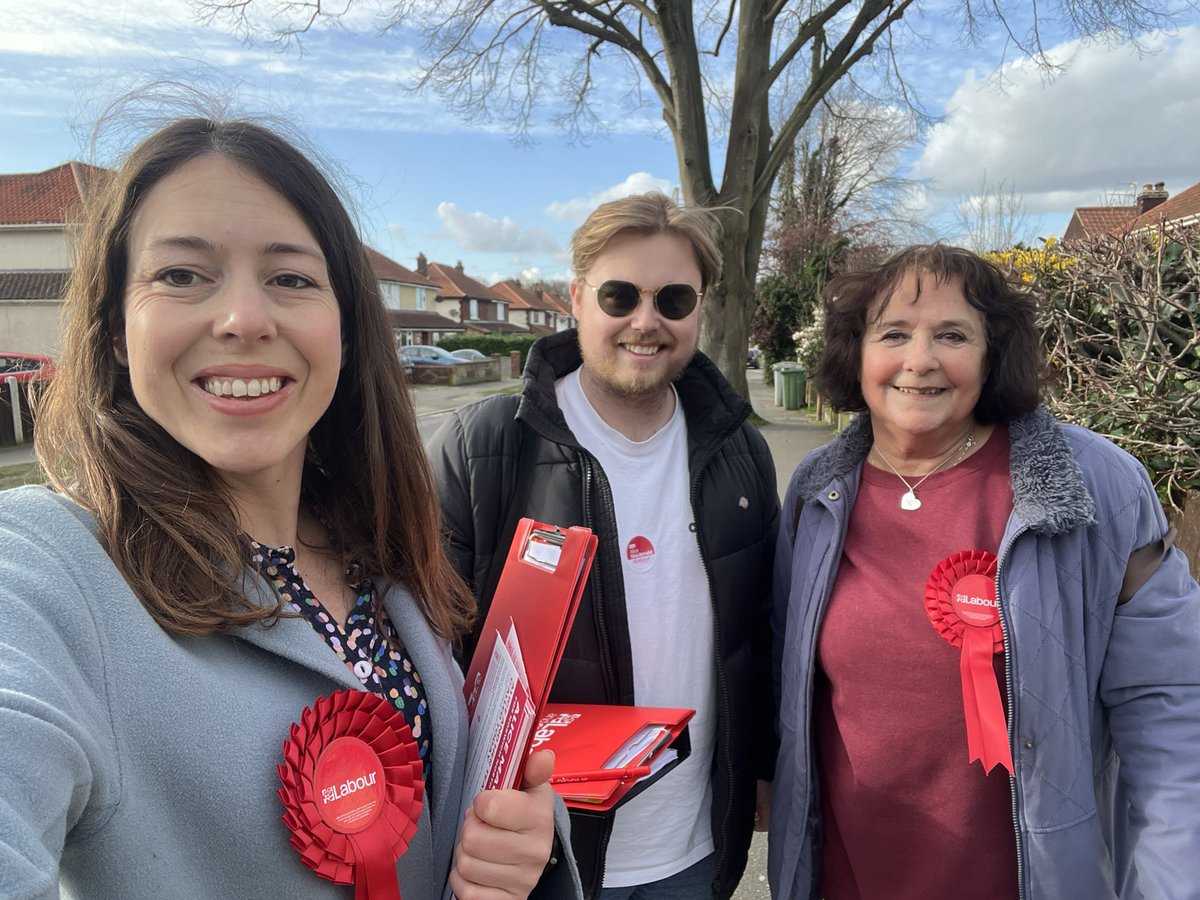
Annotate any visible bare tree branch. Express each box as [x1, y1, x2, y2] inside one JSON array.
[[953, 173, 1034, 252], [190, 0, 1199, 397]]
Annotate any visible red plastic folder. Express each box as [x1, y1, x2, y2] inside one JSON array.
[[461, 519, 598, 788], [531, 703, 694, 813]]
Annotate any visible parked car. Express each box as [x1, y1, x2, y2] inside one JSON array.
[[0, 351, 57, 384], [449, 348, 487, 361], [399, 345, 467, 366], [746, 346, 762, 369]]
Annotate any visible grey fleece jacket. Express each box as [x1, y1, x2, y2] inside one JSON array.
[[0, 486, 581, 900]]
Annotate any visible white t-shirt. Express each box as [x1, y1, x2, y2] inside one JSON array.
[[556, 369, 717, 887]]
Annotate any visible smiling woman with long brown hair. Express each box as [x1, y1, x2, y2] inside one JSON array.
[[0, 117, 581, 900]]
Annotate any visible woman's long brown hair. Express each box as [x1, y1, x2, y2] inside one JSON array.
[[35, 118, 474, 639]]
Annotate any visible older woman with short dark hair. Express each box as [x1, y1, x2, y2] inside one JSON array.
[[769, 244, 1200, 899]]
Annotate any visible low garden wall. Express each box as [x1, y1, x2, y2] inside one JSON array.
[[408, 358, 503, 386]]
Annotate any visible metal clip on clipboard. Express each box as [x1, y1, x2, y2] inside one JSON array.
[[520, 526, 566, 572]]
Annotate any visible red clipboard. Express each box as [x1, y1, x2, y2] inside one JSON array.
[[531, 703, 694, 813], [461, 518, 597, 786]]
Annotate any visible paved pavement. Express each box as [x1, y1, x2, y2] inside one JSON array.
[[1, 366, 833, 895], [732, 370, 833, 898], [0, 437, 35, 467]]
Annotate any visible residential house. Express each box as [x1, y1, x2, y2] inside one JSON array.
[[0, 161, 461, 356], [416, 253, 527, 334], [1123, 181, 1200, 232], [490, 279, 556, 335], [1061, 180, 1198, 241], [0, 162, 106, 354], [365, 247, 465, 346], [539, 289, 576, 332]]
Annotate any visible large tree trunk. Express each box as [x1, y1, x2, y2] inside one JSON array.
[[691, 0, 774, 402], [701, 215, 754, 400]]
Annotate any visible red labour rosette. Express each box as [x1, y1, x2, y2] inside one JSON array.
[[924, 550, 1014, 775], [277, 690, 425, 900]]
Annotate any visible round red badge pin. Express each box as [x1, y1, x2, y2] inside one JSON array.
[[626, 535, 656, 573]]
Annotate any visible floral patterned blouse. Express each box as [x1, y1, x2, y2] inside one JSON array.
[[249, 539, 433, 790]]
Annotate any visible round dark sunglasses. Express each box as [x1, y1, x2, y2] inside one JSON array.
[[583, 279, 702, 321]]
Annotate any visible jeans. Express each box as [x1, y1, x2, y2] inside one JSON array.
[[598, 852, 717, 899]]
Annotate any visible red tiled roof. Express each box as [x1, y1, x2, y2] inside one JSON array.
[[1125, 181, 1200, 231], [540, 290, 572, 316], [1062, 206, 1138, 241], [0, 162, 109, 225], [364, 247, 441, 287], [425, 261, 508, 303], [490, 279, 555, 311], [0, 270, 70, 300]]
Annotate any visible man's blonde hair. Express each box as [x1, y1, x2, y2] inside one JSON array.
[[570, 192, 723, 289]]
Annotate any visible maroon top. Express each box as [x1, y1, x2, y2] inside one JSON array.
[[816, 427, 1019, 899]]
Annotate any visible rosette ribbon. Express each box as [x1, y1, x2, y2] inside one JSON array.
[[278, 690, 424, 899], [924, 550, 1014, 775]]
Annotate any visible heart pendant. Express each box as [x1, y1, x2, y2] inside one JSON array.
[[900, 491, 922, 511]]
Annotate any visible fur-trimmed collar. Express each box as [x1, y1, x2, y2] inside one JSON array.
[[795, 408, 1095, 535]]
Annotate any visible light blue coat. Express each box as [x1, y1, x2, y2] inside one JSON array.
[[769, 410, 1200, 900], [0, 486, 580, 900]]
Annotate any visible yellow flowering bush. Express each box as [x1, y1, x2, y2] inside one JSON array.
[[989, 228, 1200, 514]]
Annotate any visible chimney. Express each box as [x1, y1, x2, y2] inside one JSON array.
[[416, 252, 427, 276], [455, 260, 465, 273], [1137, 182, 1169, 215]]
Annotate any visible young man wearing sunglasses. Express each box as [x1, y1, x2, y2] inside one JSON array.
[[428, 192, 779, 900]]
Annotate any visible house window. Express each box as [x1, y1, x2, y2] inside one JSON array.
[[380, 282, 401, 311], [469, 299, 479, 320], [415, 287, 426, 310], [497, 304, 506, 322]]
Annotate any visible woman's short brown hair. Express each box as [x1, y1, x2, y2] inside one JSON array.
[[814, 244, 1044, 424], [36, 117, 473, 638], [570, 192, 723, 289]]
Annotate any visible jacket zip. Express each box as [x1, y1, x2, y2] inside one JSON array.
[[579, 448, 620, 893], [689, 431, 736, 894], [995, 523, 1030, 900], [799, 476, 852, 893], [580, 449, 620, 703]]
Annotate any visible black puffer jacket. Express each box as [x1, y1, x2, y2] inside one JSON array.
[[428, 330, 779, 899]]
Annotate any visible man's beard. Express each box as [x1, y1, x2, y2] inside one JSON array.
[[576, 334, 696, 401]]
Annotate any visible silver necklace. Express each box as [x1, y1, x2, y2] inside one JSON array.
[[872, 431, 977, 511]]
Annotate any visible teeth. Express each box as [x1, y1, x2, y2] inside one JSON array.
[[897, 386, 942, 395], [624, 344, 660, 356], [204, 376, 283, 398]]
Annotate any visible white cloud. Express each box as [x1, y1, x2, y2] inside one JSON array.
[[436, 202, 561, 254], [912, 26, 1200, 225], [544, 172, 675, 222]]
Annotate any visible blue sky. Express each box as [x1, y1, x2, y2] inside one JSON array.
[[3, 1, 1199, 285]]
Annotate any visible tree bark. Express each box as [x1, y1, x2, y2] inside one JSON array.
[[191, 0, 1195, 399]]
